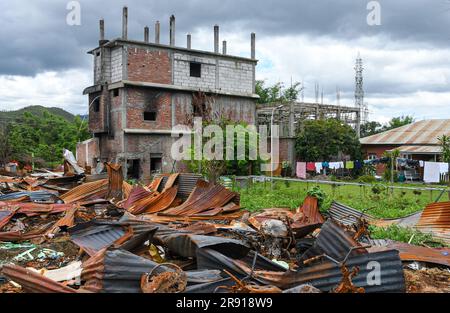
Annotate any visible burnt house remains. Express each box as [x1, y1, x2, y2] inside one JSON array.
[[80, 7, 258, 181]]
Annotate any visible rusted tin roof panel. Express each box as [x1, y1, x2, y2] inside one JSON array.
[[81, 249, 224, 293], [328, 201, 375, 226], [387, 145, 443, 154], [154, 173, 202, 200], [416, 201, 450, 245], [368, 242, 450, 267], [284, 250, 406, 293], [299, 220, 367, 263]]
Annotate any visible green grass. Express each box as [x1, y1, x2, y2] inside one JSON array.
[[369, 225, 448, 248], [236, 180, 448, 219]]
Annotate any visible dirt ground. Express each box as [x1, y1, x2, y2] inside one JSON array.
[[404, 267, 450, 293]]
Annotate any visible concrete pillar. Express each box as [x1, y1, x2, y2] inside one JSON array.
[[222, 40, 227, 54], [214, 25, 219, 53], [99, 19, 105, 41], [155, 21, 160, 44], [144, 26, 149, 43], [169, 15, 176, 46], [187, 34, 191, 49], [251, 33, 256, 59], [122, 6, 128, 39]]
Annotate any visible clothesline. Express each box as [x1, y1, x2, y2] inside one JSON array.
[[295, 160, 363, 179]]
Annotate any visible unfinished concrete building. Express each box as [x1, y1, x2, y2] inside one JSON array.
[[80, 7, 258, 181], [256, 102, 361, 167]]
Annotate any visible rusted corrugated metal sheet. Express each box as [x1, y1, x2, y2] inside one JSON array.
[[292, 196, 324, 237], [368, 242, 450, 267], [148, 176, 164, 191], [154, 173, 202, 200], [0, 208, 19, 230], [106, 163, 123, 200], [122, 181, 133, 199], [69, 221, 158, 256], [387, 145, 443, 154], [0, 190, 59, 202], [0, 220, 55, 242], [70, 224, 126, 256], [141, 186, 178, 214], [81, 249, 223, 293], [197, 248, 405, 292], [60, 179, 108, 204], [360, 119, 450, 145], [161, 180, 238, 216], [122, 186, 153, 211], [270, 250, 406, 292], [416, 201, 450, 245], [45, 206, 78, 235], [162, 173, 180, 192], [300, 220, 367, 264], [328, 201, 375, 226], [1, 264, 79, 293], [158, 233, 249, 258]]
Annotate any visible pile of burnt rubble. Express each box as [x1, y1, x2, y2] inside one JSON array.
[[0, 165, 449, 293]]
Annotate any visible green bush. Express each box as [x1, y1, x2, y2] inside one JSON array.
[[383, 169, 399, 182], [371, 183, 386, 195], [358, 175, 376, 183], [307, 186, 327, 208]]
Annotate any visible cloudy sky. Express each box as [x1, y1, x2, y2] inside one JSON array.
[[1, 0, 450, 123]]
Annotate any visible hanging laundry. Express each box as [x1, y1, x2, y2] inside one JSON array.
[[419, 160, 424, 168], [296, 162, 307, 179], [438, 162, 448, 174], [329, 162, 341, 170], [424, 162, 441, 183], [315, 162, 323, 173], [306, 162, 316, 172], [355, 160, 362, 170], [322, 161, 329, 168], [346, 161, 354, 169]]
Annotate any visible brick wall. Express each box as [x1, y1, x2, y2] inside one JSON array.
[[126, 88, 172, 130], [76, 138, 100, 168], [127, 48, 171, 84], [88, 88, 109, 133]]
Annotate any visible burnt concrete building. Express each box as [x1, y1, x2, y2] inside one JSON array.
[[80, 7, 258, 181]]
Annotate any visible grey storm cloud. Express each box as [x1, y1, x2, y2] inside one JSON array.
[[1, 0, 450, 77]]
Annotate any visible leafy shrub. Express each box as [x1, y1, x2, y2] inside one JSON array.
[[307, 186, 327, 207], [383, 169, 399, 182], [358, 175, 376, 183], [371, 183, 386, 195]]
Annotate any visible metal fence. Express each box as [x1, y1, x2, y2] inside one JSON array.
[[232, 175, 450, 203]]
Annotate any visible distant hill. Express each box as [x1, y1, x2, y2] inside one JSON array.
[[0, 105, 76, 123]]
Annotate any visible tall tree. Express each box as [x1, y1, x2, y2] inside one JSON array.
[[360, 121, 382, 137], [7, 110, 90, 167], [255, 80, 302, 104], [382, 115, 414, 131], [0, 124, 12, 166], [295, 119, 361, 161]]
